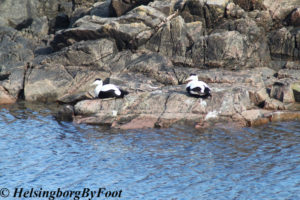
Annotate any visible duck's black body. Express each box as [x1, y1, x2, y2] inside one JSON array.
[[97, 89, 128, 99], [92, 79, 129, 99], [186, 86, 211, 98], [185, 74, 211, 98]]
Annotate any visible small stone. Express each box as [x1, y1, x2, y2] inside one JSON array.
[[264, 99, 286, 110], [249, 88, 269, 106]]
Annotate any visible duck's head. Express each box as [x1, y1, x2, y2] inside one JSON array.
[[184, 74, 198, 83], [91, 78, 103, 86]]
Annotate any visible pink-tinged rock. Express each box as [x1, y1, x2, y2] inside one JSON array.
[[74, 114, 116, 126], [264, 98, 286, 110], [269, 111, 300, 122], [115, 115, 158, 130], [0, 86, 16, 105], [249, 88, 269, 106], [241, 109, 271, 126], [250, 117, 270, 126], [263, 0, 299, 22], [241, 109, 266, 121]]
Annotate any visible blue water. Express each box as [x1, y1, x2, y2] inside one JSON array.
[[0, 102, 300, 200]]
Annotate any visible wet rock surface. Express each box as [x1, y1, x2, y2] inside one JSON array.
[[0, 0, 300, 129]]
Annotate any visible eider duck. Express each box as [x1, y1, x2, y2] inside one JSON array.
[[185, 74, 211, 98], [91, 78, 129, 99]]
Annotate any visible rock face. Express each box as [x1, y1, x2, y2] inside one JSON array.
[[111, 0, 153, 16], [0, 0, 300, 129]]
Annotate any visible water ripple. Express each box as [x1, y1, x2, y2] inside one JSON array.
[[0, 103, 300, 199]]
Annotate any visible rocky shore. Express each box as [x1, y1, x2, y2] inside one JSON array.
[[1, 0, 300, 129]]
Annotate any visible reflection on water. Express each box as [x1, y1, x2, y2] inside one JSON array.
[[0, 102, 300, 200]]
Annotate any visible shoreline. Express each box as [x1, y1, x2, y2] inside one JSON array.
[[0, 0, 299, 129]]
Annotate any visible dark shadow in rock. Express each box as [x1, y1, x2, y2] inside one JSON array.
[[103, 78, 110, 85], [110, 0, 154, 17], [15, 18, 33, 30], [90, 0, 111, 18], [18, 89, 25, 100], [283, 8, 300, 26], [49, 14, 70, 34], [0, 73, 10, 81], [266, 88, 271, 96], [293, 90, 300, 103], [34, 47, 53, 55], [257, 101, 266, 108]]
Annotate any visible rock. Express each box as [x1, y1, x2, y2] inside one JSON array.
[[37, 0, 73, 19], [0, 0, 74, 30], [72, 0, 98, 9], [0, 27, 34, 67], [270, 82, 285, 101], [264, 98, 285, 110], [180, 0, 229, 28], [72, 74, 257, 128], [263, 0, 300, 22], [24, 64, 73, 102], [250, 117, 270, 126], [241, 109, 300, 126], [233, 0, 265, 11], [46, 38, 118, 67], [110, 0, 153, 16], [55, 104, 74, 121], [268, 28, 298, 60], [89, 1, 111, 18], [0, 27, 37, 99], [51, 5, 166, 50], [126, 52, 178, 85], [285, 61, 300, 70], [49, 13, 70, 34], [0, 0, 39, 28], [241, 109, 270, 126], [277, 69, 300, 80], [216, 17, 271, 68], [1, 64, 27, 99], [25, 38, 118, 102], [57, 91, 93, 104], [143, 16, 190, 65], [248, 10, 273, 31], [52, 2, 270, 70], [29, 16, 50, 37], [109, 72, 165, 92], [270, 81, 296, 103], [268, 111, 300, 122], [186, 21, 205, 42], [115, 115, 158, 129], [226, 2, 246, 19], [0, 86, 17, 104], [292, 82, 300, 102], [205, 31, 248, 69], [263, 0, 300, 21], [1, 0, 300, 129], [149, 0, 179, 15], [284, 8, 300, 26], [249, 88, 269, 107]]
